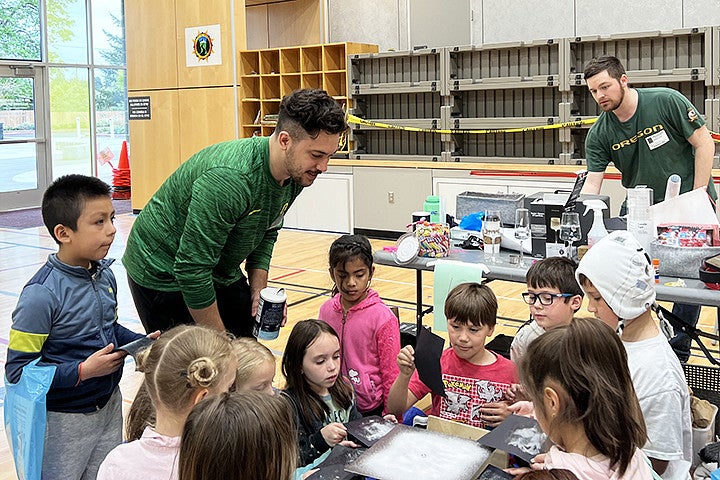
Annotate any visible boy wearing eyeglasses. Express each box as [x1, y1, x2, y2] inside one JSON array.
[[510, 257, 583, 363]]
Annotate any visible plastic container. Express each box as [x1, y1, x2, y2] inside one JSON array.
[[456, 191, 525, 226], [627, 186, 654, 252], [583, 199, 609, 248], [666, 174, 681, 200], [423, 195, 441, 223]]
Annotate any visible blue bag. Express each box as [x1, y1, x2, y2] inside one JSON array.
[[458, 211, 484, 232], [4, 358, 56, 480]]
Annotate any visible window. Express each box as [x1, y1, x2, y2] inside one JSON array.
[[0, 0, 127, 207]]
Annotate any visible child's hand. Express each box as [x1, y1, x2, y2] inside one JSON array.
[[79, 344, 126, 382], [320, 422, 348, 446], [338, 440, 360, 448], [508, 400, 536, 418], [383, 414, 398, 423], [530, 453, 547, 470], [504, 467, 532, 475], [147, 330, 161, 340], [396, 345, 416, 376], [504, 383, 526, 403], [478, 402, 511, 427]]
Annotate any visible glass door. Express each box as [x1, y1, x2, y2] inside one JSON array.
[[0, 64, 48, 211]]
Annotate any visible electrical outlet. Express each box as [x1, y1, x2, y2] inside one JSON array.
[[387, 191, 395, 204]]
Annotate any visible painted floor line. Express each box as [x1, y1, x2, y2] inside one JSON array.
[[270, 268, 305, 282], [0, 261, 46, 273]]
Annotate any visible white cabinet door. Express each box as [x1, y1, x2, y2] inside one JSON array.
[[283, 173, 353, 233]]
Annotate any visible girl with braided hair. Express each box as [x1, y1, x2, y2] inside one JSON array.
[[318, 234, 401, 417], [98, 325, 237, 480]]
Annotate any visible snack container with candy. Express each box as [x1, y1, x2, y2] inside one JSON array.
[[415, 222, 450, 258]]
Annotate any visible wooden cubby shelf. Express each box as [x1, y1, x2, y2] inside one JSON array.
[[259, 50, 280, 74], [280, 48, 301, 74], [237, 42, 378, 139]]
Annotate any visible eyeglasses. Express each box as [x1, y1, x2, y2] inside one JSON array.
[[521, 292, 575, 306]]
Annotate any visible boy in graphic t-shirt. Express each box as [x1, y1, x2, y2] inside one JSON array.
[[386, 282, 518, 428]]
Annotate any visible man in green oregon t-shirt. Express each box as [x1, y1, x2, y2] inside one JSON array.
[[581, 55, 716, 205], [123, 89, 347, 338], [580, 55, 717, 366]]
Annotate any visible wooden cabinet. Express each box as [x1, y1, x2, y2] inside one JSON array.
[[238, 42, 378, 139], [125, 0, 178, 90], [175, 0, 242, 88], [125, 0, 247, 210], [178, 87, 237, 160], [128, 90, 181, 209]]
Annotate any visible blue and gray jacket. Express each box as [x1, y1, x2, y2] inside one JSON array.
[[6, 254, 143, 413]]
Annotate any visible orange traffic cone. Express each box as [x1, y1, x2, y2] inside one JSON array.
[[112, 141, 131, 200]]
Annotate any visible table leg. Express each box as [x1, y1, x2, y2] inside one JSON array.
[[416, 269, 423, 332]]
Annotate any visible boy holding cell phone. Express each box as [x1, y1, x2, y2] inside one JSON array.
[[5, 175, 158, 479]]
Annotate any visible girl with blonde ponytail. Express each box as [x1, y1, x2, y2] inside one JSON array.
[[98, 325, 237, 480]]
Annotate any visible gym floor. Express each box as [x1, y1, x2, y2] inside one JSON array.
[[0, 211, 716, 479]]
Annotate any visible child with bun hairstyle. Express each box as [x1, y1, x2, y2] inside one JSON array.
[[318, 234, 401, 416], [282, 319, 362, 466], [576, 231, 691, 480], [178, 391, 297, 480], [518, 317, 654, 479], [233, 337, 277, 395], [97, 325, 238, 480]]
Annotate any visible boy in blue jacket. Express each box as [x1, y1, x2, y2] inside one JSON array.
[[5, 175, 153, 479]]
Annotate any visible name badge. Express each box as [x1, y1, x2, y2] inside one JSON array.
[[645, 129, 670, 150]]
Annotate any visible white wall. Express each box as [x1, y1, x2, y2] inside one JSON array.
[[326, 0, 720, 51], [327, 0, 408, 51]]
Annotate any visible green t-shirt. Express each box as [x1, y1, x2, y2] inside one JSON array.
[[585, 87, 715, 203], [123, 136, 303, 309], [322, 394, 353, 424]]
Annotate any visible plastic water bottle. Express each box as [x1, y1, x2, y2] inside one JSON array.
[[665, 174, 681, 200], [423, 195, 441, 223]]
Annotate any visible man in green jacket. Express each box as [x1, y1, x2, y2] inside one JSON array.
[[123, 89, 347, 337]]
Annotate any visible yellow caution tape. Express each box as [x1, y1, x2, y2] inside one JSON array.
[[348, 114, 720, 141], [347, 114, 597, 134]]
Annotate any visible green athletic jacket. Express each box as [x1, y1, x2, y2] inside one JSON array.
[[123, 136, 303, 309]]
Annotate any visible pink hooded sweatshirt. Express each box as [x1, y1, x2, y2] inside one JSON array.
[[545, 445, 655, 480], [318, 289, 401, 413]]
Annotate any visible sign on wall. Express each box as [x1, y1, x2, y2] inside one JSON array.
[[128, 96, 151, 120], [185, 24, 222, 67]]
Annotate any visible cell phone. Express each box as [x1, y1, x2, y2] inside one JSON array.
[[115, 336, 154, 358]]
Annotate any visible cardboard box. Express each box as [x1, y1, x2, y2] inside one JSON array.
[[525, 193, 610, 258], [657, 223, 719, 247], [427, 416, 508, 469]]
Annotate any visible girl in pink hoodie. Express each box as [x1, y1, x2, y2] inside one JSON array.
[[318, 234, 401, 416], [518, 317, 657, 480]]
